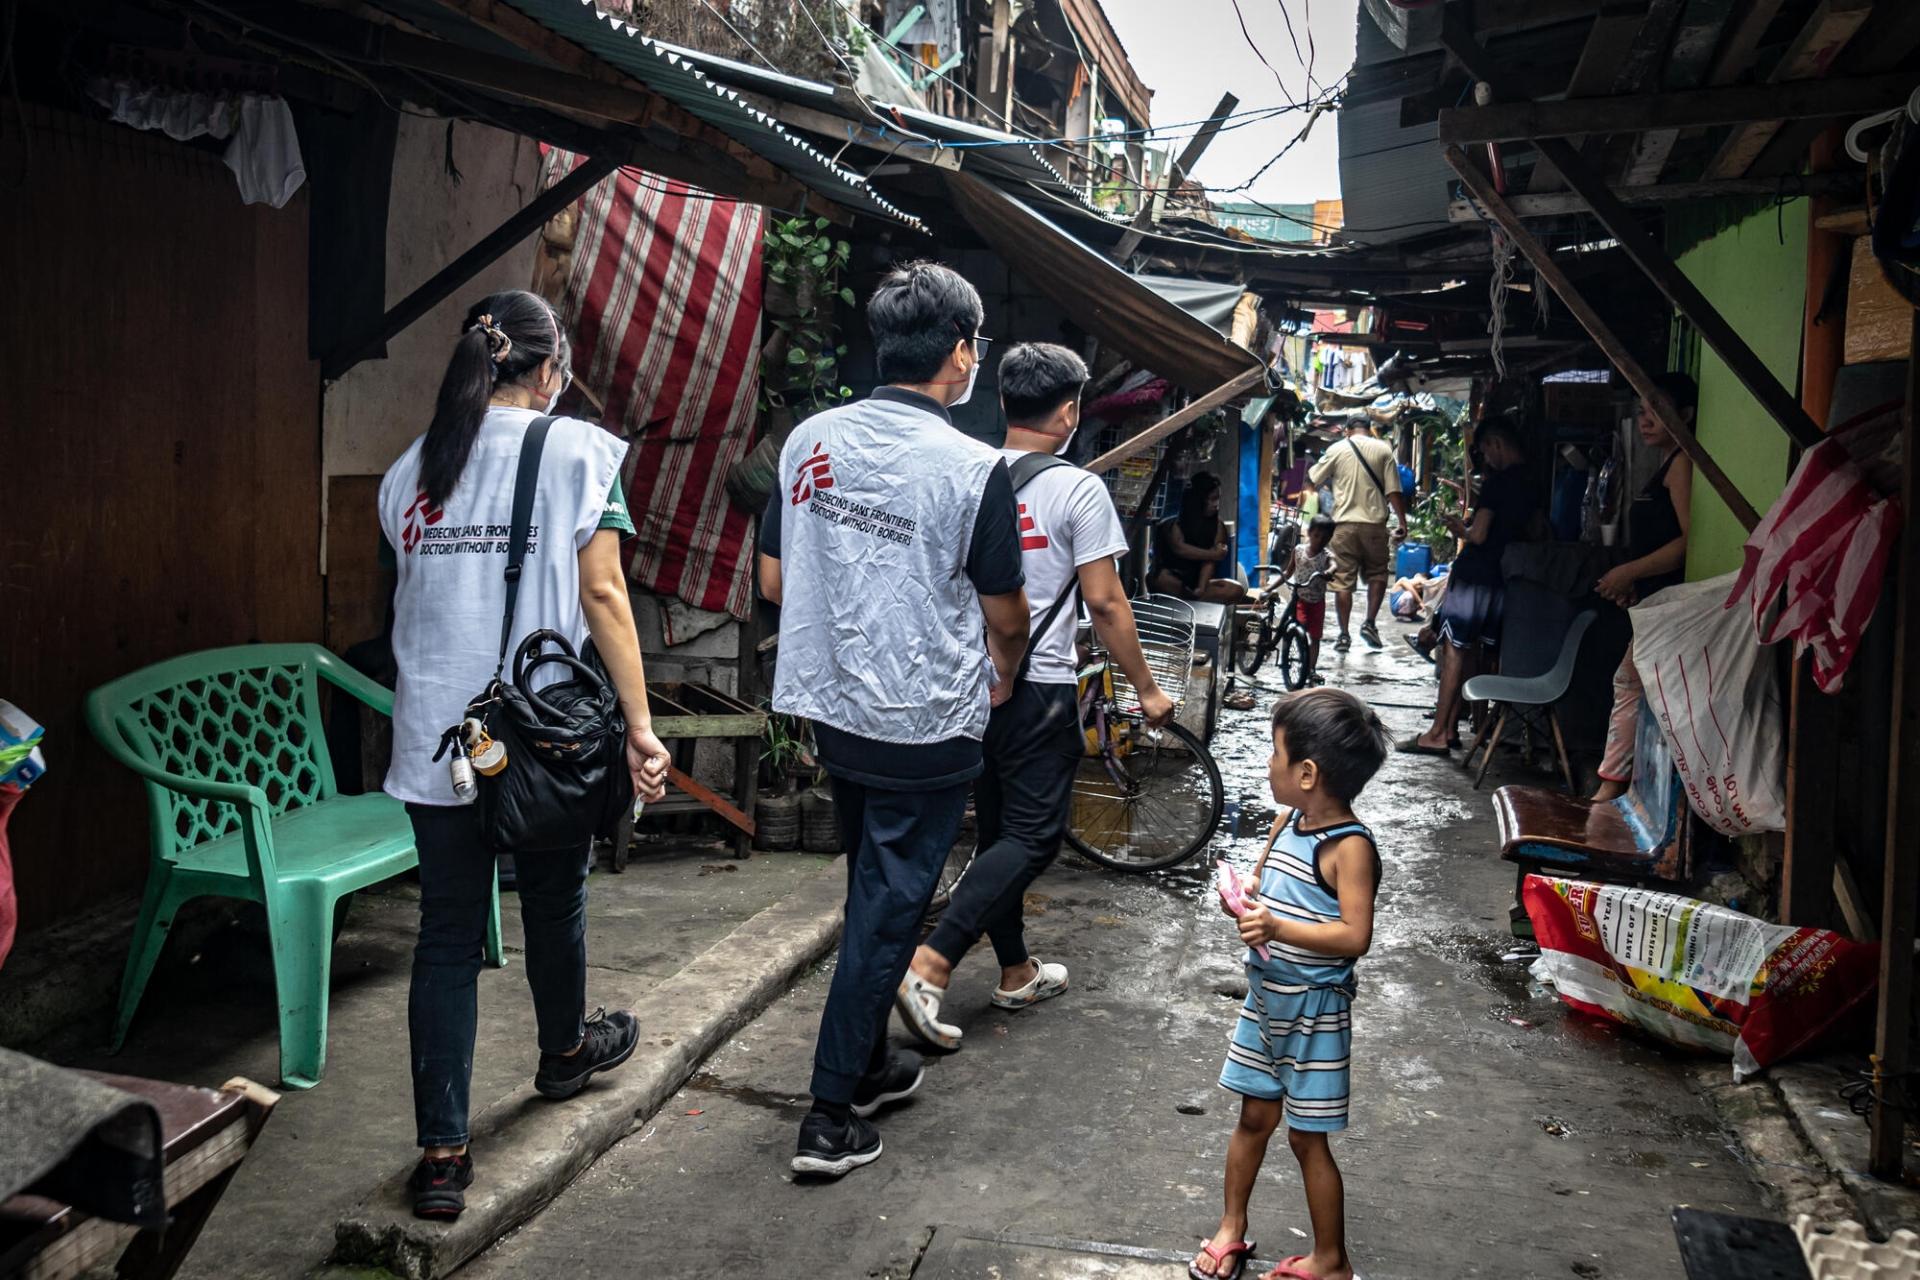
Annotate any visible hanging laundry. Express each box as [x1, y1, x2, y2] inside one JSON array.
[[87, 77, 233, 142], [1724, 402, 1905, 693], [224, 96, 307, 208]]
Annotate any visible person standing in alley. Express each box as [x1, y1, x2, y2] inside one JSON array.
[[758, 262, 1029, 1178], [893, 343, 1174, 1051], [380, 290, 670, 1221], [1310, 421, 1407, 653]]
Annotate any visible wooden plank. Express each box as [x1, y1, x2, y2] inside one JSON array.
[[651, 713, 765, 739], [667, 764, 756, 837], [1782, 656, 1839, 927], [1750, 2, 1920, 179], [1113, 91, 1237, 263], [1702, 0, 1872, 180], [1523, 1, 1649, 194], [1446, 170, 1857, 219], [1619, 0, 1735, 186], [1082, 366, 1268, 475], [1707, 0, 1789, 84], [1834, 853, 1877, 942], [1868, 309, 1920, 1178], [1438, 70, 1915, 143], [1534, 135, 1824, 450], [322, 155, 618, 380], [1443, 143, 1761, 530]]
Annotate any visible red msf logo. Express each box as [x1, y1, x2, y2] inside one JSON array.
[[401, 490, 444, 553], [1018, 502, 1048, 551], [792, 442, 835, 505]]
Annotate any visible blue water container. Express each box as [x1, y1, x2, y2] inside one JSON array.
[[1396, 542, 1433, 578]]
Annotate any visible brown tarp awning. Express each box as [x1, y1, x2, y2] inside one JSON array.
[[942, 171, 1269, 393]]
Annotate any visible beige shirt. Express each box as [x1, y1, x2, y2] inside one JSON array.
[[1310, 434, 1403, 525]]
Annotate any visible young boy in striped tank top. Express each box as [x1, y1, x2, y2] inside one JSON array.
[[1192, 688, 1389, 1280]]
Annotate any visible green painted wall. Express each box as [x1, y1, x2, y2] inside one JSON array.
[[1674, 200, 1807, 580]]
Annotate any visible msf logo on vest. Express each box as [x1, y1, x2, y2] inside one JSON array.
[[401, 490, 444, 553], [791, 442, 835, 505]]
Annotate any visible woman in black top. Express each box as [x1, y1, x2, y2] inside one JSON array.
[[1592, 374, 1696, 800], [1402, 417, 1535, 754], [1149, 472, 1251, 603]]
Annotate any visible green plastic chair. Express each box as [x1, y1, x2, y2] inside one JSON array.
[[85, 643, 505, 1089]]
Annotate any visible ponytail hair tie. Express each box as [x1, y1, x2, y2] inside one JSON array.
[[470, 313, 513, 364]]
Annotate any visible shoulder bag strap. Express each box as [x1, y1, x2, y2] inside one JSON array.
[[1348, 437, 1389, 500], [494, 415, 556, 680], [1007, 452, 1081, 685]]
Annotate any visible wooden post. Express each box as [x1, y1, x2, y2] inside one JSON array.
[[1112, 91, 1238, 263], [1083, 365, 1268, 475], [1534, 137, 1823, 451], [1443, 145, 1762, 530], [1869, 309, 1920, 1178]]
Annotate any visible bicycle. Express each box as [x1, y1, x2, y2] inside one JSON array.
[[1236, 566, 1332, 690]]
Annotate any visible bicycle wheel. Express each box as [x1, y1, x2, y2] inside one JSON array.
[[924, 840, 975, 919], [1066, 719, 1224, 872], [1236, 612, 1274, 677], [1279, 627, 1310, 691]]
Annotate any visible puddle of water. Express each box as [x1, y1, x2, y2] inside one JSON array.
[[685, 1071, 811, 1119]]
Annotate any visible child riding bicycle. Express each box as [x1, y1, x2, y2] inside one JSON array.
[[1286, 516, 1335, 685]]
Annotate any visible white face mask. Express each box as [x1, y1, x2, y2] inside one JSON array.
[[1053, 427, 1077, 456], [948, 357, 979, 408]]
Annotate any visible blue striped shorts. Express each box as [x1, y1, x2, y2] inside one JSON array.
[[1218, 971, 1353, 1132]]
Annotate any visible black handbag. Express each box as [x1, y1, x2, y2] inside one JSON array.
[[459, 416, 634, 852]]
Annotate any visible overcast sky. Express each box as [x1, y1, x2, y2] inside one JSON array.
[[1100, 0, 1357, 207]]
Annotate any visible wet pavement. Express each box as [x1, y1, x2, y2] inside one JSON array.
[[468, 619, 1772, 1279]]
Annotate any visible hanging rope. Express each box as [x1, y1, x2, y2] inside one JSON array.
[[1487, 224, 1515, 380]]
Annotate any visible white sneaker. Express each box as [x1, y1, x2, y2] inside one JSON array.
[[991, 958, 1069, 1009], [894, 971, 963, 1050]]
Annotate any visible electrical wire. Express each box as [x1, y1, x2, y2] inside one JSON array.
[[695, 0, 782, 75], [1277, 0, 1320, 96], [1228, 0, 1313, 111]]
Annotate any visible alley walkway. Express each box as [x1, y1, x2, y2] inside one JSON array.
[[469, 631, 1770, 1280]]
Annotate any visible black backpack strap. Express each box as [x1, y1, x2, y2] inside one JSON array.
[[494, 415, 556, 679], [1008, 450, 1074, 493], [1004, 451, 1081, 684]]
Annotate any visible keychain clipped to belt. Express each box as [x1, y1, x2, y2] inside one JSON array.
[[434, 717, 509, 802]]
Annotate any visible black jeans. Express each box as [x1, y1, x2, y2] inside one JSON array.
[[809, 777, 970, 1104], [925, 681, 1081, 971], [407, 803, 589, 1147]]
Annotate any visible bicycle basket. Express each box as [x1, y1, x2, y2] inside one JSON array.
[[1112, 593, 1196, 714]]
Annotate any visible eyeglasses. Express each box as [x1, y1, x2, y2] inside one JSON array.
[[953, 323, 993, 359]]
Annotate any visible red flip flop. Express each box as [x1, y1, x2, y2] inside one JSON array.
[[1261, 1258, 1328, 1280], [1189, 1239, 1257, 1280]]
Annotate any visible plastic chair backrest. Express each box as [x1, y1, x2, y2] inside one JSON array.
[[88, 645, 340, 861], [1535, 610, 1598, 703], [1495, 576, 1577, 680]]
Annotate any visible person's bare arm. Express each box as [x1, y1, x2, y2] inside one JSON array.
[[1239, 834, 1376, 956], [981, 588, 1030, 707], [758, 553, 783, 606], [1597, 455, 1693, 601], [578, 530, 669, 802], [1389, 489, 1409, 535], [1446, 507, 1495, 546], [1079, 557, 1174, 728]]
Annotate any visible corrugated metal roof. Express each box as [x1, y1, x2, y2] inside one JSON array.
[[496, 0, 927, 229]]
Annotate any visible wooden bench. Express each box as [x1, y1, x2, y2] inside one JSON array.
[[1492, 703, 1692, 934], [86, 644, 503, 1090]]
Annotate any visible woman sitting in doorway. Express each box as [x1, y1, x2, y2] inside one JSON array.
[[1591, 373, 1696, 801], [1148, 472, 1252, 604]]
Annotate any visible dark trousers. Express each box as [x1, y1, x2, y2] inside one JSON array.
[[809, 777, 970, 1104], [925, 681, 1081, 971], [407, 803, 589, 1147]]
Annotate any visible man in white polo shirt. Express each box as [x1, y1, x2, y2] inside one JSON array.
[[892, 342, 1175, 1052]]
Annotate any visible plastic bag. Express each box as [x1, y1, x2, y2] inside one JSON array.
[[1525, 875, 1877, 1081], [1629, 571, 1785, 836]]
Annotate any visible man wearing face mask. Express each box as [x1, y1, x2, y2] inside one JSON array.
[[893, 342, 1175, 1054], [758, 261, 1030, 1178]]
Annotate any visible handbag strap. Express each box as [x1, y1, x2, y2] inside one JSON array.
[[495, 415, 556, 680]]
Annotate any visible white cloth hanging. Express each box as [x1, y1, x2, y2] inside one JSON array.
[[223, 96, 306, 208]]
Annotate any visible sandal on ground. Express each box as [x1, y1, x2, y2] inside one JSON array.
[[1189, 1239, 1256, 1280], [1223, 690, 1258, 711], [894, 971, 963, 1050], [1394, 736, 1451, 756], [1262, 1259, 1325, 1280], [991, 958, 1069, 1009]]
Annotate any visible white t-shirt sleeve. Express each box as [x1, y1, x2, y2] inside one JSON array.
[[1066, 471, 1131, 567]]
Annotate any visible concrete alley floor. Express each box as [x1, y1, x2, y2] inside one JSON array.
[[469, 624, 1773, 1280]]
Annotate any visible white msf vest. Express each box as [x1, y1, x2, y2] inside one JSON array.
[[377, 407, 629, 806], [772, 396, 1001, 744]]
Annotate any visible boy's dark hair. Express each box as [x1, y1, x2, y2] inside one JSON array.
[[867, 261, 985, 384], [1271, 688, 1391, 803], [1000, 342, 1088, 424], [1476, 414, 1526, 458], [1650, 371, 1700, 415], [1307, 514, 1335, 537]]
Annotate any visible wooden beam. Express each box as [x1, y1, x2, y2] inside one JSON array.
[[1438, 70, 1916, 144], [1750, 1, 1920, 179], [1443, 144, 1761, 530], [666, 765, 755, 838], [1534, 136, 1824, 450], [1524, 1, 1648, 194], [1618, 0, 1733, 186], [1707, 0, 1788, 84], [323, 155, 619, 381], [1447, 171, 1857, 219], [1083, 366, 1268, 475], [1702, 0, 1871, 180], [1112, 91, 1237, 263], [1869, 309, 1920, 1178]]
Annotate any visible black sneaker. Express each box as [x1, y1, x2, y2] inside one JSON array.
[[1406, 632, 1437, 664], [852, 1048, 925, 1119], [534, 1007, 639, 1099], [791, 1109, 883, 1178], [1334, 632, 1352, 653], [409, 1152, 473, 1221], [1359, 622, 1383, 649]]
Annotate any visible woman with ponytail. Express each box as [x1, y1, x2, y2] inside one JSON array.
[[377, 289, 670, 1221]]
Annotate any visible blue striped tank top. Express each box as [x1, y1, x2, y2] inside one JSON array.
[[1248, 810, 1379, 992]]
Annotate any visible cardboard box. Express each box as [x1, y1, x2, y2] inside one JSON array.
[[1845, 235, 1914, 366]]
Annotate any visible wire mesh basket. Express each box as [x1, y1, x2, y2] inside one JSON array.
[[1110, 594, 1196, 714]]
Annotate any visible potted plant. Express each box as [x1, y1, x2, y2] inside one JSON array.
[[755, 712, 815, 850]]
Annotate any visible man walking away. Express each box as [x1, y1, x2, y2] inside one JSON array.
[[895, 343, 1175, 1051], [758, 262, 1030, 1179], [1309, 422, 1407, 652]]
